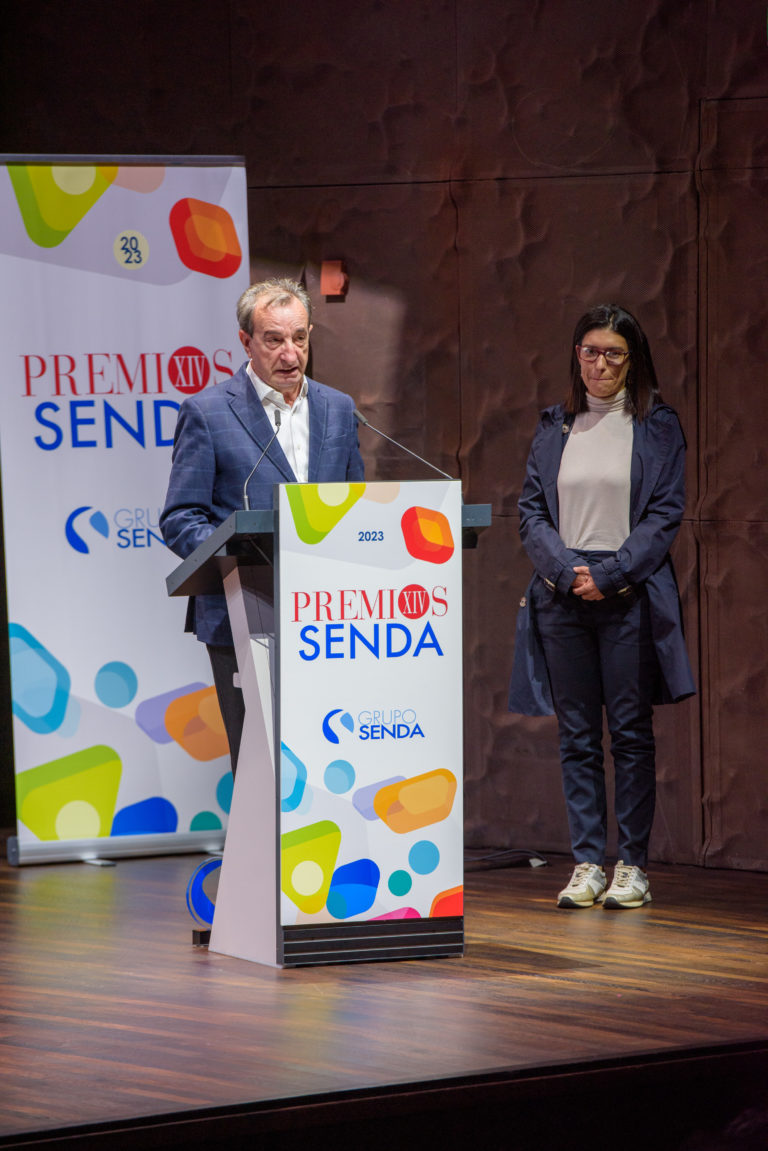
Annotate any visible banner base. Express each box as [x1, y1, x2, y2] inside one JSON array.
[[280, 916, 464, 967], [6, 830, 225, 867]]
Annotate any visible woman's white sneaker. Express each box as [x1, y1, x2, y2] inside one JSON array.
[[557, 862, 606, 908], [603, 862, 652, 908]]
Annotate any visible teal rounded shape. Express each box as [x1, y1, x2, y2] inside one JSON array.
[[388, 869, 412, 897], [9, 623, 71, 734], [408, 840, 440, 875], [281, 742, 307, 812], [190, 811, 222, 831], [94, 661, 138, 708], [216, 771, 233, 814], [324, 759, 355, 794]]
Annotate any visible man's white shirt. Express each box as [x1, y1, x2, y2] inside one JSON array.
[[246, 363, 310, 483]]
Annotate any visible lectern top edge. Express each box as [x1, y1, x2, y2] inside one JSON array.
[[165, 508, 275, 599], [165, 490, 492, 600]]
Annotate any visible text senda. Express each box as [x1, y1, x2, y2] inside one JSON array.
[[34, 399, 180, 450], [298, 621, 444, 661]]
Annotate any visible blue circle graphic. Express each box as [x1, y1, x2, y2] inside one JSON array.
[[409, 840, 440, 875], [94, 662, 138, 708], [324, 759, 355, 794]]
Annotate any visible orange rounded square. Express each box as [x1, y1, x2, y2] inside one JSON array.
[[401, 506, 455, 564], [169, 197, 242, 279]]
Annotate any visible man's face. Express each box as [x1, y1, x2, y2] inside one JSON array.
[[239, 296, 311, 401]]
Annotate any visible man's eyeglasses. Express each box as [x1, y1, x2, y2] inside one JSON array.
[[576, 345, 630, 366]]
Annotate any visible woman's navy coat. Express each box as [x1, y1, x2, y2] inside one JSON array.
[[508, 401, 696, 716]]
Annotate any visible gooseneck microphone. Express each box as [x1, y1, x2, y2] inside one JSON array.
[[354, 409, 455, 480], [242, 409, 282, 510]]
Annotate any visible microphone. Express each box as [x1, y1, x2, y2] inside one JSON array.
[[242, 409, 282, 510], [354, 409, 455, 480]]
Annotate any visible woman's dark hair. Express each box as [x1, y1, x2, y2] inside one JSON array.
[[566, 304, 662, 421]]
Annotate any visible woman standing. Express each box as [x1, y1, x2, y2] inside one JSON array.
[[508, 304, 694, 909]]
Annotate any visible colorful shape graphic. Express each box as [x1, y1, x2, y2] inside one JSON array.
[[281, 820, 341, 914], [327, 858, 380, 919], [9, 624, 71, 734], [388, 869, 413, 897], [8, 163, 118, 247], [409, 839, 440, 875], [16, 745, 122, 841], [286, 483, 365, 544], [372, 907, 421, 920], [353, 775, 406, 820], [164, 686, 228, 761], [58, 696, 82, 738], [111, 796, 178, 836], [186, 856, 222, 926], [113, 166, 165, 193], [401, 506, 455, 564], [135, 682, 207, 744], [373, 769, 458, 834], [190, 811, 222, 831], [362, 482, 400, 504], [324, 759, 355, 794], [216, 771, 233, 814], [169, 197, 242, 279], [94, 661, 138, 708], [281, 743, 308, 812], [430, 886, 463, 918]]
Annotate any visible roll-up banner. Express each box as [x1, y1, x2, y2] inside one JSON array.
[[0, 156, 248, 864]]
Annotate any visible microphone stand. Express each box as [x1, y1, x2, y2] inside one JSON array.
[[243, 409, 282, 510], [354, 409, 455, 481]]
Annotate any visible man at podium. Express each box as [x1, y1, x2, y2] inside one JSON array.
[[160, 277, 364, 773]]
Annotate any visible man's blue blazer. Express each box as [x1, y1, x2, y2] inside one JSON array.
[[160, 362, 364, 645]]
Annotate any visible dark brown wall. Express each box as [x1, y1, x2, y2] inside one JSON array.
[[1, 0, 766, 869]]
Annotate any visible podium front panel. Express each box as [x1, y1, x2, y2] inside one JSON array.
[[275, 480, 464, 964]]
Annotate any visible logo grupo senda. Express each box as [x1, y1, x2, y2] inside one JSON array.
[[322, 706, 425, 743], [322, 708, 355, 744], [65, 506, 109, 554], [65, 506, 165, 553]]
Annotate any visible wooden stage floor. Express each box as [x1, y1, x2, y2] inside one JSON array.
[[0, 850, 767, 1150]]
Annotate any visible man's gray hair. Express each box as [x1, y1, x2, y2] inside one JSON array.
[[236, 277, 312, 334]]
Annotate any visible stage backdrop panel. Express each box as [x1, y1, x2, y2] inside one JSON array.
[[454, 170, 701, 863], [0, 156, 247, 863]]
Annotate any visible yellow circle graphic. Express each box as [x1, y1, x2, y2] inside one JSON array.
[[55, 799, 102, 840], [114, 230, 149, 269], [51, 166, 97, 196], [291, 860, 325, 896], [320, 483, 351, 507]]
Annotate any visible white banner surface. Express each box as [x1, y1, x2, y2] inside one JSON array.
[[0, 157, 248, 861]]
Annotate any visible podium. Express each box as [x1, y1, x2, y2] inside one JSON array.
[[167, 481, 490, 967]]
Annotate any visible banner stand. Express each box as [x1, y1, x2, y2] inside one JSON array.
[[1, 155, 248, 865]]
